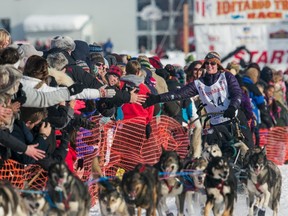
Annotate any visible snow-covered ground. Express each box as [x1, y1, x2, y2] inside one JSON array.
[[89, 165, 287, 216]]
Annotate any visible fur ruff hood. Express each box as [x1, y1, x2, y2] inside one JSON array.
[[48, 68, 74, 87]]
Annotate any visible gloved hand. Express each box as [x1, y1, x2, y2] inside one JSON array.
[[142, 94, 160, 108], [223, 106, 236, 119], [12, 84, 27, 105], [145, 123, 152, 139], [68, 83, 85, 96]]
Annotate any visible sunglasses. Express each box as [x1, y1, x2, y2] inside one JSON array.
[[95, 62, 104, 67], [204, 61, 217, 66], [194, 67, 201, 71]]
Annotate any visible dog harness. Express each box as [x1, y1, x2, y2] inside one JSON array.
[[215, 180, 225, 196], [163, 178, 182, 193], [254, 182, 263, 194], [182, 176, 205, 194]]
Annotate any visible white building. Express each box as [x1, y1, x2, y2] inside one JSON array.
[[0, 0, 192, 54], [0, 0, 137, 52]]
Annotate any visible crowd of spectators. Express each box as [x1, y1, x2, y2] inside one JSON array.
[[1, 27, 288, 177]]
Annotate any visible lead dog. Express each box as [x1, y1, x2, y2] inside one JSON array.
[[246, 146, 282, 216], [154, 148, 184, 216], [98, 177, 129, 216], [46, 162, 91, 216], [181, 157, 208, 215], [121, 163, 160, 216], [204, 156, 237, 216], [0, 180, 27, 216]]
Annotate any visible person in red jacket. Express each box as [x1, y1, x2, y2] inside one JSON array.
[[120, 60, 154, 138]]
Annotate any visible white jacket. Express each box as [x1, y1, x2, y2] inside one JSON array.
[[21, 75, 101, 100]]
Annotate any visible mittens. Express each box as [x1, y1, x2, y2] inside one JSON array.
[[68, 83, 85, 96], [223, 106, 236, 119]]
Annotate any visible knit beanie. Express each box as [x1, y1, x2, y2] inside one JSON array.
[[149, 56, 163, 69], [203, 51, 224, 70], [107, 65, 122, 78], [89, 43, 103, 55], [140, 59, 154, 70]]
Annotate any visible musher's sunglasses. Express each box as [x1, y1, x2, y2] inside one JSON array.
[[204, 61, 217, 66]]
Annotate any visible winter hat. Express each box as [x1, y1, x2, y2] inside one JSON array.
[[105, 54, 117, 67], [76, 60, 90, 73], [164, 64, 176, 77], [46, 52, 68, 71], [260, 66, 273, 84], [107, 65, 122, 78], [0, 64, 23, 95], [110, 53, 122, 63], [89, 43, 103, 55], [71, 40, 91, 66], [226, 61, 240, 75], [18, 44, 43, 59], [140, 59, 154, 70], [155, 68, 170, 80], [149, 56, 163, 69], [50, 35, 76, 52], [203, 51, 224, 70], [90, 53, 105, 65], [246, 62, 261, 72]]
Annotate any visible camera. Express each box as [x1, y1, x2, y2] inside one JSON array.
[[123, 82, 139, 93]]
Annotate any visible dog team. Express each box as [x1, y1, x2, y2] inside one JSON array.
[[0, 141, 282, 216], [98, 143, 282, 216]]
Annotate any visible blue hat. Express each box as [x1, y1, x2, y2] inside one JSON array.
[[89, 43, 103, 54]]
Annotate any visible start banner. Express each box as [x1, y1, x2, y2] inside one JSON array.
[[194, 0, 288, 24], [195, 23, 288, 69]]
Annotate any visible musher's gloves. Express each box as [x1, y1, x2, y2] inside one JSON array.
[[142, 94, 160, 108], [223, 106, 236, 119]]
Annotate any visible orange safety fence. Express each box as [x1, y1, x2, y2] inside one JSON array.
[[259, 126, 288, 165], [0, 115, 190, 207]]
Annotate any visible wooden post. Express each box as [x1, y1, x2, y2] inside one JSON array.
[[183, 1, 189, 55]]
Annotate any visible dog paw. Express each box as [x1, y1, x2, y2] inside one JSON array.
[[258, 209, 266, 216], [253, 206, 259, 216], [166, 212, 174, 216]]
